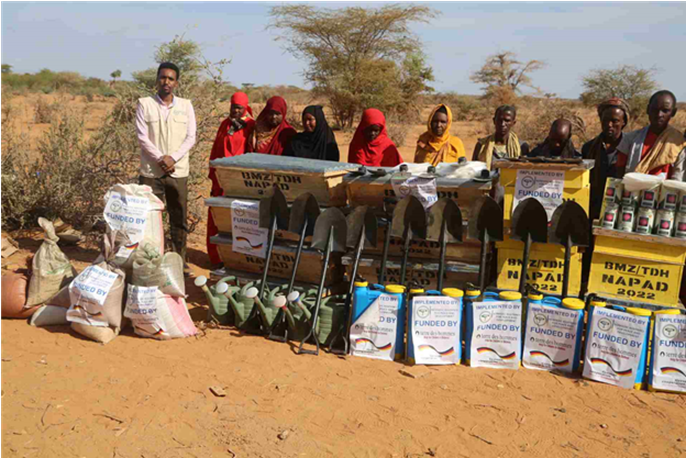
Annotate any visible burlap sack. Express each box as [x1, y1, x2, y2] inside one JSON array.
[[26, 218, 77, 307], [66, 232, 126, 342], [131, 246, 185, 297]]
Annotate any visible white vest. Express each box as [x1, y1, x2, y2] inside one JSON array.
[[138, 96, 191, 178]]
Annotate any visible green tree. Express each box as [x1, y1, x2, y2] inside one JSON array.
[[110, 69, 122, 82], [579, 65, 657, 124], [2, 64, 12, 74], [470, 51, 545, 104], [269, 4, 435, 128]]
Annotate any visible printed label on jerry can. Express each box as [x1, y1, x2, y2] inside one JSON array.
[[523, 304, 581, 373], [411, 296, 462, 365], [651, 313, 686, 393], [470, 301, 522, 370], [350, 294, 400, 362], [583, 307, 649, 389]]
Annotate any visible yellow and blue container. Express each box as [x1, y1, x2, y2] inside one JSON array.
[[407, 288, 463, 365], [465, 290, 522, 366], [351, 282, 406, 360], [648, 308, 686, 393]]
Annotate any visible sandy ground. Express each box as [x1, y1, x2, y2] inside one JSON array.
[[3, 95, 686, 457]]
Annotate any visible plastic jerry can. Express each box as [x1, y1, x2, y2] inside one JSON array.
[[407, 288, 463, 365], [648, 309, 686, 394], [465, 290, 522, 366]]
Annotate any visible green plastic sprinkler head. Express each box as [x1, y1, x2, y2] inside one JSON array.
[[273, 294, 297, 330], [287, 290, 312, 319]]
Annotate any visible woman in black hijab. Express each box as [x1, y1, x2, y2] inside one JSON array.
[[284, 105, 340, 161]]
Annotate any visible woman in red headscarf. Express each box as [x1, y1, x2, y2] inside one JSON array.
[[247, 96, 297, 155], [207, 91, 255, 268], [348, 108, 404, 167]]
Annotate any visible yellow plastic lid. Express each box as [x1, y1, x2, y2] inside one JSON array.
[[354, 281, 368, 287], [528, 292, 544, 301], [499, 291, 522, 301], [562, 298, 585, 310], [441, 288, 464, 298], [590, 300, 606, 307], [626, 307, 652, 317], [465, 289, 481, 297], [409, 288, 425, 294], [653, 308, 682, 315], [385, 284, 406, 294]]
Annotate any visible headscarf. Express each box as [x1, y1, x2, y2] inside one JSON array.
[[249, 96, 296, 156], [348, 108, 403, 167], [634, 126, 686, 174], [284, 105, 339, 161], [475, 132, 521, 169], [414, 104, 465, 166], [597, 97, 630, 126]]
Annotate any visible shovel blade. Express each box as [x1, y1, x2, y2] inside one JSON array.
[[287, 193, 320, 235], [346, 206, 378, 249], [468, 196, 503, 242], [511, 198, 548, 244], [427, 198, 463, 243], [390, 195, 427, 240], [549, 201, 590, 247], [258, 186, 290, 230], [312, 208, 348, 253]]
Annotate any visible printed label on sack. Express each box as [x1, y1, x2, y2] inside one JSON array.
[[583, 307, 649, 389], [124, 285, 168, 339], [470, 301, 522, 369], [391, 174, 438, 209], [411, 296, 462, 365], [104, 192, 150, 243], [651, 313, 686, 393], [66, 265, 119, 327], [523, 303, 582, 372], [513, 169, 565, 220], [350, 294, 400, 361], [231, 200, 268, 258]]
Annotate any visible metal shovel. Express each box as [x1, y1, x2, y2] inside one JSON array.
[[328, 205, 378, 355], [510, 198, 548, 295], [378, 197, 397, 285], [427, 199, 463, 292], [548, 201, 589, 298], [245, 186, 289, 333], [468, 196, 504, 294], [391, 195, 427, 288], [268, 192, 320, 342], [297, 207, 348, 356]]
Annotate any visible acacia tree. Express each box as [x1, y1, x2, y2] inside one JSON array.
[[269, 4, 435, 128], [580, 65, 657, 124], [470, 51, 545, 104]]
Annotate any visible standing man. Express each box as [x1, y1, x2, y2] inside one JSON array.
[[581, 98, 629, 221], [136, 62, 196, 274], [528, 119, 581, 158], [472, 105, 529, 169], [616, 90, 685, 180]]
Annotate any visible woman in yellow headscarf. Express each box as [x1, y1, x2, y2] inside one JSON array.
[[414, 104, 466, 165]]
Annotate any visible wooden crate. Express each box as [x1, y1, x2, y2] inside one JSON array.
[[343, 254, 479, 291], [210, 154, 358, 206], [362, 221, 482, 263], [211, 235, 344, 286], [343, 168, 492, 220], [496, 236, 583, 296], [588, 227, 686, 306], [494, 160, 592, 228]]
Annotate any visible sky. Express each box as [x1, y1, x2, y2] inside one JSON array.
[[2, 1, 685, 100]]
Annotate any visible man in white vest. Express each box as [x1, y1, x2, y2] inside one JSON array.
[[135, 62, 196, 274]]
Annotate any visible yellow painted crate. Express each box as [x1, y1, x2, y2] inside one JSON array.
[[496, 245, 583, 296], [588, 228, 686, 306]]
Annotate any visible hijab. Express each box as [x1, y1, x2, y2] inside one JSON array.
[[284, 105, 339, 161], [250, 96, 296, 156], [414, 104, 466, 165], [348, 108, 403, 167]]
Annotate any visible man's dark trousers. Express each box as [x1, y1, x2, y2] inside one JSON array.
[[139, 175, 188, 262]]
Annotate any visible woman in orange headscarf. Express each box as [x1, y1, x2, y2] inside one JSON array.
[[207, 91, 255, 268], [414, 104, 465, 165], [348, 108, 403, 167]]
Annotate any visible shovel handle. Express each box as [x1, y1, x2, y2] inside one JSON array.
[[437, 218, 447, 292], [519, 233, 532, 295], [258, 216, 278, 299], [297, 228, 334, 356], [479, 231, 490, 294], [562, 234, 572, 298]]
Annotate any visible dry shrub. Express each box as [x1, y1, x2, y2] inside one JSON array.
[[385, 113, 412, 147], [33, 98, 58, 124], [428, 92, 489, 122], [671, 111, 686, 132]]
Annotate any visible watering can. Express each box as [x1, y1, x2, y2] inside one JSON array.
[[215, 280, 257, 329], [194, 275, 239, 325]]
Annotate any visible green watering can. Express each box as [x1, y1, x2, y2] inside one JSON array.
[[194, 275, 238, 326], [215, 280, 258, 330], [285, 291, 347, 346]]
